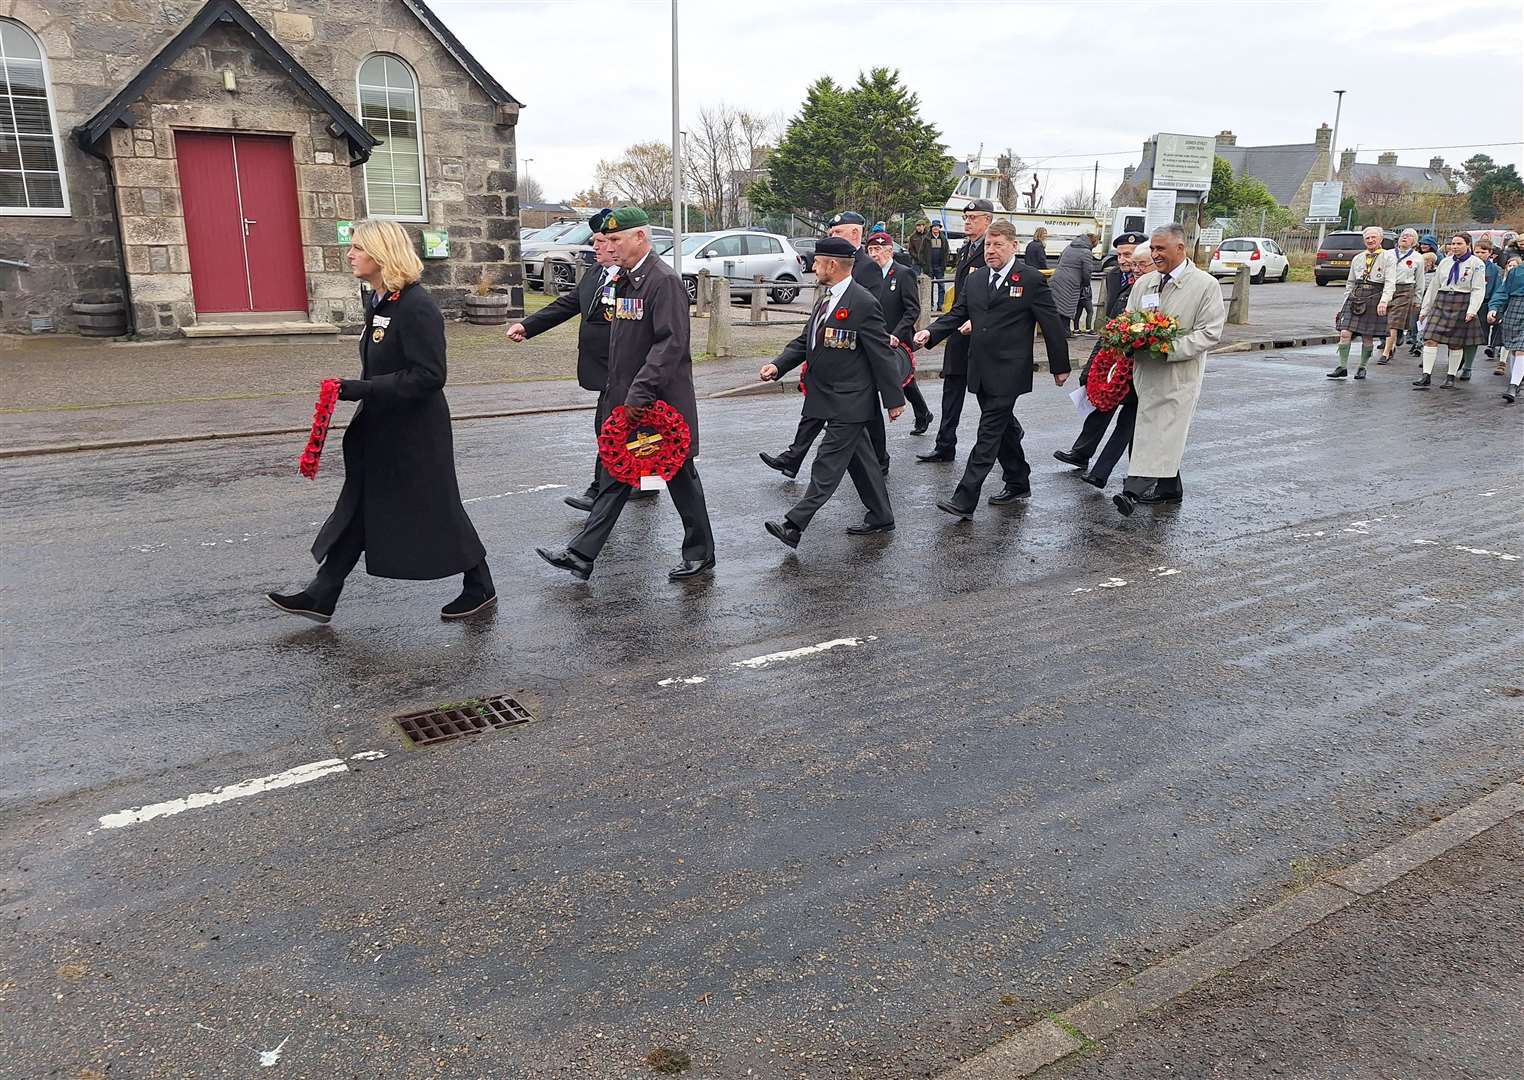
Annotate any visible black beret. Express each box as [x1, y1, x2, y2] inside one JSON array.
[[1112, 231, 1147, 248], [827, 211, 865, 227], [813, 236, 857, 260], [964, 199, 995, 214], [586, 208, 612, 233]]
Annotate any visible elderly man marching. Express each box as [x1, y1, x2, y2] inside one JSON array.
[[1113, 223, 1227, 517], [536, 208, 715, 581], [759, 237, 906, 548], [1327, 227, 1397, 380], [1414, 232, 1488, 391], [1378, 228, 1425, 365]]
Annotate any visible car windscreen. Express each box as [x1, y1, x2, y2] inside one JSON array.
[[680, 234, 716, 255], [1321, 234, 1365, 251], [1219, 239, 1256, 252]]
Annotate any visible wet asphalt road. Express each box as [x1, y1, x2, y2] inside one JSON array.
[[2, 346, 1522, 1078]]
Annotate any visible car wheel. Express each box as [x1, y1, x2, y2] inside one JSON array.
[[770, 279, 799, 304], [1315, 276, 1328, 286], [683, 276, 698, 304], [1252, 266, 1266, 284], [1278, 262, 1290, 283], [551, 261, 575, 290]]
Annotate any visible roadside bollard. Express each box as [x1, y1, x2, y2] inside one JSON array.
[[1228, 264, 1251, 325], [751, 274, 766, 324], [695, 269, 711, 317], [706, 275, 733, 358], [916, 275, 933, 331]]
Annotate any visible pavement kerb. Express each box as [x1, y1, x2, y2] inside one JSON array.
[[935, 777, 1524, 1080]]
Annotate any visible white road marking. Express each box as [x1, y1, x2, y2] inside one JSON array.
[[1480, 491, 1497, 497], [1453, 545, 1520, 562], [1413, 539, 1440, 546], [1097, 578, 1128, 589], [657, 676, 707, 687], [1148, 567, 1182, 578], [732, 636, 877, 670], [259, 1035, 290, 1067], [463, 483, 567, 504], [97, 751, 387, 830]]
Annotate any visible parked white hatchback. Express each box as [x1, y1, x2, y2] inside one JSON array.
[[659, 229, 806, 305], [1209, 236, 1290, 283]]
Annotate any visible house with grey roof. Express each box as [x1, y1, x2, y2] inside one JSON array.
[[1114, 125, 1335, 215], [1336, 150, 1456, 198]]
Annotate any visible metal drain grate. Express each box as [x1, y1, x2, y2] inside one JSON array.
[[395, 695, 535, 747]]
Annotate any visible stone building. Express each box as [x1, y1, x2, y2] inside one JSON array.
[[1117, 126, 1336, 216], [0, 0, 523, 338]]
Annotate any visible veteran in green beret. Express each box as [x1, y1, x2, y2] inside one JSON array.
[[536, 208, 716, 581]]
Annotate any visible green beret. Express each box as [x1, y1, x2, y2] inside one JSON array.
[[601, 206, 650, 233]]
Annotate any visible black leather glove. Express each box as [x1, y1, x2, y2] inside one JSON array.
[[338, 379, 367, 401]]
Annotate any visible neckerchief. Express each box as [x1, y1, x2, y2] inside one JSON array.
[[1448, 254, 1469, 286]]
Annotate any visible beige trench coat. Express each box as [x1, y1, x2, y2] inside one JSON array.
[[1124, 259, 1227, 477]]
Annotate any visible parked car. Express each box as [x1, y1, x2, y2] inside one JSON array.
[[790, 236, 818, 273], [1314, 230, 1395, 286], [524, 223, 672, 291], [1209, 236, 1290, 284], [660, 229, 806, 304]]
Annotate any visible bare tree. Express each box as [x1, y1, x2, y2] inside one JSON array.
[[684, 104, 780, 228], [518, 174, 545, 205], [1355, 174, 1411, 209], [1053, 186, 1095, 213], [595, 142, 674, 207]]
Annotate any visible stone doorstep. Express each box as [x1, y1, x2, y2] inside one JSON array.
[[180, 322, 342, 340]]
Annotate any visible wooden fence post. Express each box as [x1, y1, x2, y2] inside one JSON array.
[[695, 269, 711, 316], [706, 275, 734, 357], [916, 274, 933, 331], [750, 275, 766, 324]]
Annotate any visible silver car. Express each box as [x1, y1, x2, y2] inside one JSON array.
[[659, 229, 805, 305], [524, 223, 673, 292]]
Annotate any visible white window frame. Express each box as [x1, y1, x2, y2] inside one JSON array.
[[0, 18, 71, 217], [355, 53, 427, 224]]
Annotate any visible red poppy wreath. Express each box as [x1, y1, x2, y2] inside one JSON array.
[[1085, 348, 1133, 412], [597, 401, 692, 485], [298, 378, 342, 479]]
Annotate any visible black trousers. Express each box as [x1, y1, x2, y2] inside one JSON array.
[[1123, 471, 1183, 497], [932, 370, 968, 455], [308, 513, 493, 606], [570, 458, 714, 563], [1070, 388, 1137, 485], [586, 395, 609, 495], [902, 377, 933, 423], [779, 410, 890, 473], [784, 420, 893, 532], [951, 391, 1030, 510]]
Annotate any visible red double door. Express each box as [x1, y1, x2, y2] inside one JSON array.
[[175, 131, 308, 315]]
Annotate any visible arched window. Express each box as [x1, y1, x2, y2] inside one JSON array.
[[0, 19, 69, 215], [357, 55, 425, 221]]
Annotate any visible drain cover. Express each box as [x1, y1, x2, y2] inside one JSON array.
[[395, 695, 535, 747]]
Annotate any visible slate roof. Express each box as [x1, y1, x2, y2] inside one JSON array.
[[1342, 162, 1454, 195], [1217, 144, 1322, 205]]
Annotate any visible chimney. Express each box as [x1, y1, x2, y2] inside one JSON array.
[[1429, 155, 1446, 170], [1216, 129, 1236, 146], [1339, 148, 1356, 171], [1314, 123, 1332, 149], [1122, 164, 1134, 182], [1377, 151, 1398, 166]]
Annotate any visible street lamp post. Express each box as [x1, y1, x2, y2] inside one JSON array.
[[670, 0, 683, 276], [1315, 90, 1346, 248]]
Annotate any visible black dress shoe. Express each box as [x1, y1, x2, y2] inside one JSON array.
[[668, 557, 715, 580], [1376, 356, 1391, 365], [1441, 374, 1456, 389], [1053, 448, 1087, 468], [266, 590, 334, 623], [1353, 368, 1366, 379], [759, 452, 799, 479], [1077, 471, 1106, 489], [1412, 374, 1431, 389], [1458, 372, 1471, 382], [1113, 492, 1137, 517], [988, 486, 1031, 505], [536, 546, 593, 580], [911, 415, 932, 436], [1326, 367, 1348, 378], [441, 590, 497, 619], [563, 493, 595, 512], [764, 520, 801, 548], [1136, 487, 1183, 506], [846, 520, 895, 535], [936, 499, 974, 520], [917, 450, 954, 463]]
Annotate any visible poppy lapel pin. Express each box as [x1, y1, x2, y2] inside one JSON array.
[[835, 308, 849, 321]]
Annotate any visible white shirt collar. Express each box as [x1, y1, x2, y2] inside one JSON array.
[[628, 251, 651, 275], [989, 255, 1017, 283], [827, 274, 852, 302], [1158, 257, 1189, 282]]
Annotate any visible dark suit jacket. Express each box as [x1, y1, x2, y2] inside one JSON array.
[[1101, 266, 1132, 320], [941, 237, 986, 376], [876, 261, 921, 343], [1024, 239, 1049, 270], [519, 265, 612, 391], [851, 247, 883, 298], [925, 260, 1070, 399], [608, 253, 701, 455], [774, 280, 906, 423]]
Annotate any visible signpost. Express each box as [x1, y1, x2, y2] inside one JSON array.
[[1152, 133, 1216, 191], [1306, 180, 1344, 225], [1144, 188, 1178, 234], [1198, 226, 1224, 250]]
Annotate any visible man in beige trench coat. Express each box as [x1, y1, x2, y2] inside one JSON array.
[[1114, 223, 1227, 516]]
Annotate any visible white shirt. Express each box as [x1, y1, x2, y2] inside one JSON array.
[[812, 274, 853, 340], [627, 251, 651, 276], [988, 256, 1017, 290]]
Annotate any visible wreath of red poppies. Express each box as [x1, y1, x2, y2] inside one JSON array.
[[298, 378, 341, 479], [1086, 348, 1134, 412], [597, 401, 691, 485]]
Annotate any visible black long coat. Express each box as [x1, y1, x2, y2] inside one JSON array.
[[312, 283, 486, 580], [926, 260, 1070, 399], [876, 261, 921, 343], [772, 280, 906, 422], [941, 237, 986, 376], [608, 253, 701, 455], [519, 265, 612, 391]]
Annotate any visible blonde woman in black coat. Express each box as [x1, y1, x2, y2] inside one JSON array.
[[267, 219, 495, 623]]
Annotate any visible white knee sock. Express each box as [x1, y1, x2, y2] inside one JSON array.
[[1421, 346, 1438, 374], [1446, 346, 1464, 376], [1510, 352, 1524, 384]]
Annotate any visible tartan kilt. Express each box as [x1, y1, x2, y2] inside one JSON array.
[[1385, 283, 1418, 328], [1335, 281, 1388, 337], [1424, 290, 1486, 347], [1501, 295, 1524, 352]]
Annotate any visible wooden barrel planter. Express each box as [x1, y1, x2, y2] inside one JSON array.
[[463, 292, 510, 326], [73, 299, 128, 338]]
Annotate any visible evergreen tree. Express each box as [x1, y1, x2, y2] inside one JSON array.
[[1469, 164, 1524, 223]]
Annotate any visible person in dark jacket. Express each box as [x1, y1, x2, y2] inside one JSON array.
[[865, 232, 934, 434], [917, 199, 994, 464], [914, 219, 1070, 516], [508, 208, 618, 511], [266, 220, 495, 623], [1024, 228, 1049, 270], [907, 219, 931, 272], [536, 208, 715, 582], [1051, 233, 1098, 337], [927, 222, 950, 306], [759, 237, 906, 548]]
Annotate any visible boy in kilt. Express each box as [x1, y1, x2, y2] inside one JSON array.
[[1415, 233, 1488, 390], [1329, 227, 1396, 380]]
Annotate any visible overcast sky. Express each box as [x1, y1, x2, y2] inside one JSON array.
[[436, 0, 1523, 208]]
